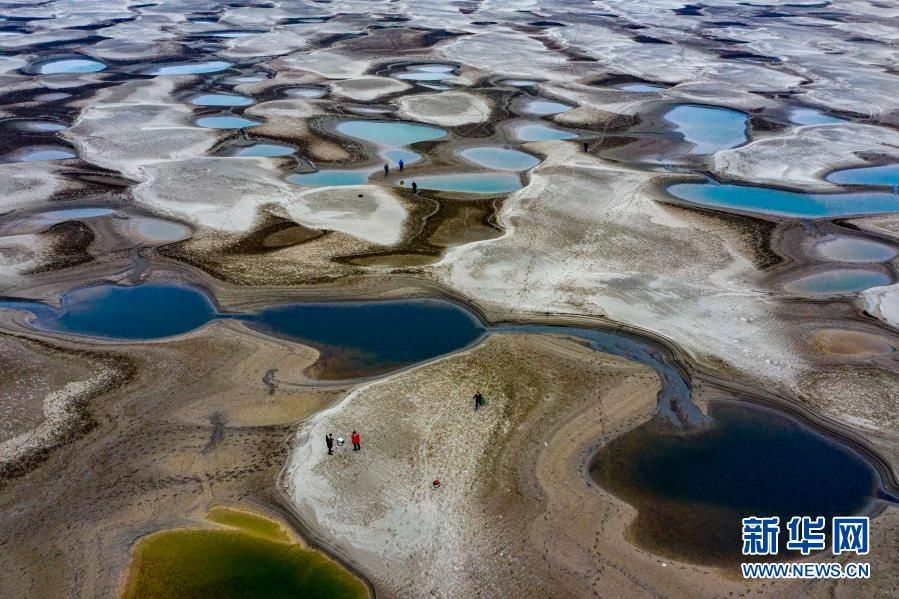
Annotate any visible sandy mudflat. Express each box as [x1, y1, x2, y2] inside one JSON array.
[[0, 321, 349, 598], [287, 332, 899, 597]]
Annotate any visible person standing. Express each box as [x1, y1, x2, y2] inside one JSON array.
[[384, 163, 389, 176], [351, 430, 361, 451], [325, 433, 334, 455], [411, 180, 418, 194], [398, 159, 404, 171], [473, 391, 483, 411]]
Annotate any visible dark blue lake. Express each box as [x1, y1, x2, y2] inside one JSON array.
[[0, 282, 485, 379], [591, 401, 878, 564]]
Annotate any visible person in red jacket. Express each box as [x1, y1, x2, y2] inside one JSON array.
[[351, 430, 361, 451]]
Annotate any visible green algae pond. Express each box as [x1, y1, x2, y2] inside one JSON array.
[[122, 507, 368, 599]]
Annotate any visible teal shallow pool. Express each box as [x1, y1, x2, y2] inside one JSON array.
[[334, 120, 446, 146], [287, 170, 370, 186], [191, 93, 254, 107], [512, 122, 577, 142], [195, 115, 260, 129], [667, 182, 899, 218], [663, 105, 748, 154], [409, 172, 523, 193], [458, 147, 540, 171], [233, 143, 296, 157], [784, 269, 891, 295], [34, 58, 106, 75], [827, 164, 899, 188]]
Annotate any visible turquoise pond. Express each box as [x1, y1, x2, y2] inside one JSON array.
[[789, 107, 846, 126], [232, 143, 296, 157], [334, 120, 446, 146], [784, 269, 891, 295], [408, 173, 522, 193], [191, 93, 254, 107], [458, 147, 540, 171], [34, 58, 106, 75], [195, 115, 260, 129], [827, 164, 899, 188], [666, 182, 899, 218], [146, 61, 233, 76], [512, 122, 577, 142], [663, 105, 748, 154], [811, 236, 897, 263], [287, 170, 370, 186]]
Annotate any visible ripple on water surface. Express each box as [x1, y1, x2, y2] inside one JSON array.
[[667, 182, 899, 218], [663, 104, 748, 154], [591, 401, 877, 565]]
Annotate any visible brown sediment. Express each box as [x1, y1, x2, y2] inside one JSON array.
[[25, 220, 96, 274], [0, 320, 352, 597]]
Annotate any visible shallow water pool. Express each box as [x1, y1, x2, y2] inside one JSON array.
[[811, 236, 897, 263], [511, 122, 577, 142], [34, 58, 106, 75], [408, 172, 523, 194], [334, 119, 445, 146], [195, 115, 260, 129], [457, 147, 540, 171], [784, 269, 891, 295], [4, 145, 76, 162], [287, 169, 370, 187], [663, 104, 748, 154], [827, 164, 899, 188], [667, 182, 899, 218], [146, 60, 232, 76], [191, 93, 254, 107], [232, 143, 296, 157]]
